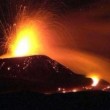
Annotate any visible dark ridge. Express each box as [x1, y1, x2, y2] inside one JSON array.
[[0, 55, 92, 93]]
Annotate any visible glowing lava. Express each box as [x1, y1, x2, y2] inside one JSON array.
[[91, 75, 100, 87], [87, 74, 100, 87], [14, 37, 30, 56], [8, 20, 41, 57]]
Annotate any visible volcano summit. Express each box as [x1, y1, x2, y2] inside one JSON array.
[[0, 55, 93, 93]]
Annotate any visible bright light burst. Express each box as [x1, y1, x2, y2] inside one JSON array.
[[87, 74, 100, 87], [8, 19, 41, 57], [91, 75, 100, 87], [14, 37, 29, 56]]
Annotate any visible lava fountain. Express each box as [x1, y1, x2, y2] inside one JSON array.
[[7, 18, 42, 57]]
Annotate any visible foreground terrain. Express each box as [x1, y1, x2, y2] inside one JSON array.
[[0, 91, 110, 110]]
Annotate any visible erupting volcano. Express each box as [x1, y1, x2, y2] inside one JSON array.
[[0, 13, 109, 94], [0, 0, 110, 94], [0, 0, 110, 109]]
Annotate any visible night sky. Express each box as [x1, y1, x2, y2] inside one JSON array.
[[0, 0, 110, 82]]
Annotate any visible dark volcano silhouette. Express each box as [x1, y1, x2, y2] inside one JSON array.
[[0, 55, 92, 93]]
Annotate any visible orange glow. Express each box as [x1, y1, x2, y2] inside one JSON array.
[[90, 75, 100, 87], [8, 19, 41, 57]]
